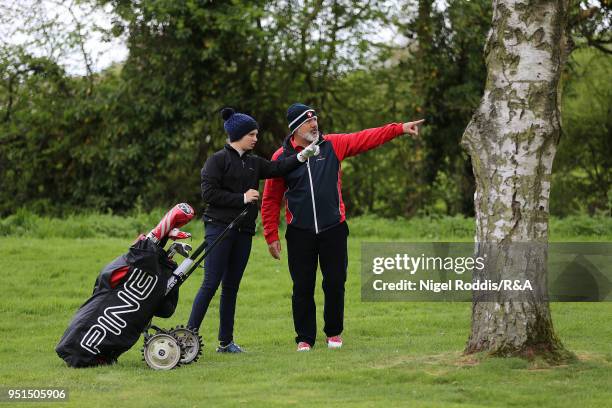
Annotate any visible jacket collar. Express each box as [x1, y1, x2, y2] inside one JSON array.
[[224, 143, 252, 157]]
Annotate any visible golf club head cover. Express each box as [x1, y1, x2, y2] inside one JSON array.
[[147, 203, 195, 243], [168, 228, 191, 240]]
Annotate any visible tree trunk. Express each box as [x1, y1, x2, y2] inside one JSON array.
[[461, 0, 571, 360]]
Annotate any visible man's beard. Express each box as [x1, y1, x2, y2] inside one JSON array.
[[303, 129, 318, 142]]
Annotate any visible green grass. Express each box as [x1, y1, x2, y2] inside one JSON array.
[[2, 210, 611, 241], [0, 216, 611, 407]]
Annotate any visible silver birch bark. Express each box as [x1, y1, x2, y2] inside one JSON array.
[[461, 0, 571, 358]]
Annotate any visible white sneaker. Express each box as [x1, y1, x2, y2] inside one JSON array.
[[297, 342, 311, 351], [326, 335, 343, 349]]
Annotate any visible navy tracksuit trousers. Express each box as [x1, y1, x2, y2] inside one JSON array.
[[187, 222, 252, 345]]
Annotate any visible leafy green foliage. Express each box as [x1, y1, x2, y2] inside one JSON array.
[[1, 47, 99, 214], [552, 48, 612, 216], [0, 0, 609, 219], [396, 0, 492, 216]]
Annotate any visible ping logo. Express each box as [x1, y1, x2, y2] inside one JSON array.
[[80, 268, 158, 355]]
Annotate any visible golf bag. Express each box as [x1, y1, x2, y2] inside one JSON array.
[[56, 203, 249, 369], [56, 204, 194, 368]]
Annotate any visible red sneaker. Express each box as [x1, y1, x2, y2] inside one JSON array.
[[326, 335, 343, 349], [297, 342, 311, 352]]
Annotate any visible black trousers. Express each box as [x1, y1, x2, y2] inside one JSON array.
[[285, 221, 349, 346], [187, 222, 252, 344]]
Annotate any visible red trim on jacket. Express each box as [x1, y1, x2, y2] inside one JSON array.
[[262, 148, 289, 244], [324, 123, 404, 161], [261, 123, 404, 244]]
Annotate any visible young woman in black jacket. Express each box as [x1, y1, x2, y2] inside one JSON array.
[[187, 108, 319, 353]]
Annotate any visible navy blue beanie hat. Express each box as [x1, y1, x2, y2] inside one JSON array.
[[287, 103, 317, 134], [221, 107, 258, 142]]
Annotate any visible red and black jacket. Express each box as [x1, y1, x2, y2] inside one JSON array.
[[261, 123, 404, 243]]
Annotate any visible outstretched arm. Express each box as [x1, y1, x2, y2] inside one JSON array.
[[257, 154, 300, 179], [326, 120, 424, 161], [258, 141, 321, 179]]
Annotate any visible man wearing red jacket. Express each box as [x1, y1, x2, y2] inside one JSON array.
[[261, 103, 423, 351]]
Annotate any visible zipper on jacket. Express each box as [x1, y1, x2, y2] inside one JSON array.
[[306, 159, 319, 234]]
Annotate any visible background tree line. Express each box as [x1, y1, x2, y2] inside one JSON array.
[[0, 0, 609, 218]]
